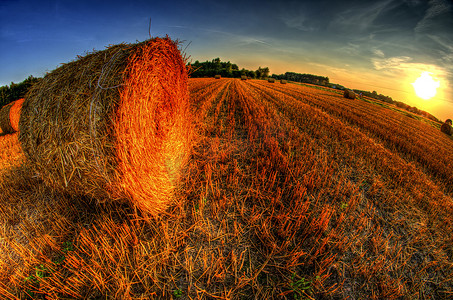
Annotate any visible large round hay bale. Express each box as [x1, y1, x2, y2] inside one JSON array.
[[19, 37, 192, 216], [0, 98, 24, 135], [343, 90, 356, 99], [267, 78, 275, 83], [280, 80, 287, 84], [214, 75, 221, 79]]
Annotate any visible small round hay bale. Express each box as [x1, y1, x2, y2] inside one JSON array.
[[10, 98, 24, 132], [280, 80, 287, 84], [343, 90, 356, 99], [214, 75, 221, 79], [0, 97, 23, 135], [19, 37, 192, 216], [241, 75, 247, 80], [267, 78, 275, 83], [0, 102, 15, 135]]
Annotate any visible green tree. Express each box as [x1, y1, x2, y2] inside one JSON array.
[[247, 70, 256, 79], [187, 58, 265, 79], [255, 67, 270, 79], [0, 75, 41, 107], [224, 61, 233, 77]]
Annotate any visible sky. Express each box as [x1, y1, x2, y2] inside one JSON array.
[[1, 0, 452, 121]]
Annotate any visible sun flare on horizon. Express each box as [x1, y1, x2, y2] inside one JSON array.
[[412, 72, 440, 100]]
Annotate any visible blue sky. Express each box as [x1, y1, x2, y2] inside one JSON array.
[[1, 0, 452, 120]]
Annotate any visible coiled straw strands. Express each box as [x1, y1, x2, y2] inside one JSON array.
[[19, 37, 192, 216], [9, 98, 24, 132], [0, 98, 24, 135], [0, 102, 14, 135]]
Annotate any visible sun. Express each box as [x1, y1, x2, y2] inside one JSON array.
[[412, 72, 440, 100]]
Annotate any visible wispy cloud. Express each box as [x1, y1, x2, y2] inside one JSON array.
[[337, 43, 361, 56], [372, 56, 413, 71], [415, 0, 451, 33], [413, 0, 453, 69], [373, 48, 385, 57], [161, 24, 275, 51], [160, 24, 232, 37], [307, 62, 349, 76], [371, 55, 449, 85], [279, 10, 317, 32], [329, 0, 393, 33]]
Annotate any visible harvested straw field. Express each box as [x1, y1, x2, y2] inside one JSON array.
[[19, 37, 192, 216], [1, 77, 452, 299]]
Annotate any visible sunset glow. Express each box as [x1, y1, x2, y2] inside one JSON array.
[[412, 72, 440, 100]]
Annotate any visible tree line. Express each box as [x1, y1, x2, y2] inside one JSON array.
[[271, 72, 330, 86], [188, 58, 270, 79], [353, 89, 438, 122], [354, 89, 394, 104], [0, 75, 41, 108]]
